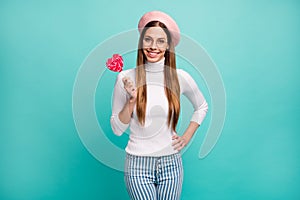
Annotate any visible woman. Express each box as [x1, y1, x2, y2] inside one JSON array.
[[110, 11, 208, 200]]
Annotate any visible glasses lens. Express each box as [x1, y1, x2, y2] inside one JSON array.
[[143, 37, 153, 47], [156, 39, 167, 48], [143, 37, 167, 48]]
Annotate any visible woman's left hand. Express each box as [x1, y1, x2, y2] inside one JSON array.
[[172, 134, 188, 151]]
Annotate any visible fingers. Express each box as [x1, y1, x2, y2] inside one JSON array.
[[127, 87, 137, 99], [122, 77, 134, 88], [172, 135, 186, 151], [122, 76, 136, 98], [129, 91, 137, 103], [172, 134, 179, 140], [122, 77, 133, 86]]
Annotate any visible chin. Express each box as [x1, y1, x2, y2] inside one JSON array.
[[146, 56, 164, 63]]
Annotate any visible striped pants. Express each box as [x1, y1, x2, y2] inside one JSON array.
[[124, 153, 183, 200]]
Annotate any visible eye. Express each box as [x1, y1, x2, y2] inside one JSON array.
[[157, 39, 166, 45], [144, 37, 152, 43]]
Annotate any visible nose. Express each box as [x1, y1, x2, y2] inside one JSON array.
[[150, 41, 158, 49]]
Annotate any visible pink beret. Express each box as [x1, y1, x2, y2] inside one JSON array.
[[138, 11, 180, 46]]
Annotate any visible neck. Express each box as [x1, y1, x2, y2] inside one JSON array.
[[145, 58, 165, 72]]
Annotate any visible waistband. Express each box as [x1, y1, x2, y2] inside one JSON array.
[[126, 152, 181, 161]]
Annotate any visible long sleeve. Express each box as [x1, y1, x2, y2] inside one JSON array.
[[110, 72, 130, 136], [178, 69, 208, 125]]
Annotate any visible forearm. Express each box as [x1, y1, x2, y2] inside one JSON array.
[[182, 121, 200, 143], [118, 100, 135, 124]]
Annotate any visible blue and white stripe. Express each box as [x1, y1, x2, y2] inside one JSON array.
[[124, 153, 183, 200]]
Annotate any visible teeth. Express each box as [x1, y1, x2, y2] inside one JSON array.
[[148, 52, 158, 58]]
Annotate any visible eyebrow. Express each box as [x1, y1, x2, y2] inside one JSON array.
[[144, 35, 167, 40]]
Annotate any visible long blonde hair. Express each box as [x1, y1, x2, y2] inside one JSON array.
[[136, 21, 180, 132]]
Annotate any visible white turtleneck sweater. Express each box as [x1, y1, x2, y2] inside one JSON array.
[[110, 58, 208, 156]]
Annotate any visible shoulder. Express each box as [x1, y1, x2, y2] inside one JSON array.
[[176, 69, 199, 93], [176, 69, 194, 83], [118, 68, 135, 80], [120, 68, 135, 76]]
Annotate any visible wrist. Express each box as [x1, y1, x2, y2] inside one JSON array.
[[128, 100, 136, 113], [182, 133, 192, 144]]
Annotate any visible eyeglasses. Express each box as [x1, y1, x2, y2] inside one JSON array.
[[143, 36, 168, 48]]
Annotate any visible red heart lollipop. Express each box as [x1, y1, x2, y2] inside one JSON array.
[[106, 54, 123, 72]]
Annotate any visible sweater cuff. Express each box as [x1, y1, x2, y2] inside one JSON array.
[[190, 112, 207, 125], [110, 114, 129, 136]]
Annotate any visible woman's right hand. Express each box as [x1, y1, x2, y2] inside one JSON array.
[[122, 76, 137, 102]]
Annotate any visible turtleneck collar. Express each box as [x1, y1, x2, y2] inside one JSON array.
[[145, 57, 165, 72]]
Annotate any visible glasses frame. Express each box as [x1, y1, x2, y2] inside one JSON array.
[[142, 36, 169, 49]]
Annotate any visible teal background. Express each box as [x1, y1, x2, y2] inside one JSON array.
[[1, 0, 299, 199]]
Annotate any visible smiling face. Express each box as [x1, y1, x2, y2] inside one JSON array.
[[142, 27, 169, 63]]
